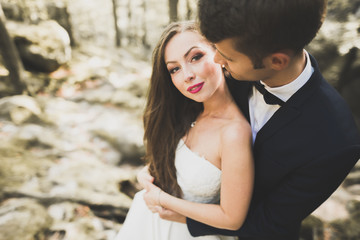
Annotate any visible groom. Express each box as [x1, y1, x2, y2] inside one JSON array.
[[182, 0, 360, 239], [141, 0, 360, 239]]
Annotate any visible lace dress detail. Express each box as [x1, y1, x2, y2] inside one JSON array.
[[115, 140, 236, 240], [176, 139, 222, 203]]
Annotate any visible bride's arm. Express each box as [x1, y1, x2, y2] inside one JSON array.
[[144, 122, 254, 230]]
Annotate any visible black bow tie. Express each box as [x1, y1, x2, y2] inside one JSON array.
[[252, 81, 285, 106]]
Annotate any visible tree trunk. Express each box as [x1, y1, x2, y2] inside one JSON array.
[[186, 0, 192, 20], [141, 0, 149, 48], [112, 0, 121, 47], [127, 0, 133, 44], [0, 3, 26, 94], [168, 0, 178, 23]]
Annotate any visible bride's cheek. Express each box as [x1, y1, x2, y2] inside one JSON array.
[[197, 62, 210, 77], [205, 61, 220, 76]]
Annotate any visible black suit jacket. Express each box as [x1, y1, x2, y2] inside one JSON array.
[[187, 54, 360, 240]]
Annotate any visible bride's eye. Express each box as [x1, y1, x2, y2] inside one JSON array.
[[191, 53, 204, 62], [169, 66, 180, 74]]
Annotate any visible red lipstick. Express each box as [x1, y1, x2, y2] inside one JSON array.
[[187, 82, 204, 94]]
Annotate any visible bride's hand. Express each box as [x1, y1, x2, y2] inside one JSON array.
[[137, 165, 154, 189], [143, 182, 162, 212], [143, 183, 186, 223]]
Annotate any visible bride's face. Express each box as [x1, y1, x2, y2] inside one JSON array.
[[164, 31, 225, 103]]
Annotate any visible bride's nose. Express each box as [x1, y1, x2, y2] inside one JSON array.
[[183, 66, 195, 82]]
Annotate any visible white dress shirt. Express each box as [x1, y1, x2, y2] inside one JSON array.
[[249, 50, 314, 142]]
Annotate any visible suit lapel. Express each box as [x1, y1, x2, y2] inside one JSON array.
[[254, 105, 300, 146], [254, 54, 322, 146]]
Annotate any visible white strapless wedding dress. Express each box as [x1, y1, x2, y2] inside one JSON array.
[[115, 139, 237, 240]]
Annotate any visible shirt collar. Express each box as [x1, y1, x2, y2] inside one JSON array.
[[261, 50, 314, 102]]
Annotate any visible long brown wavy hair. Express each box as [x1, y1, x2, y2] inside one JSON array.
[[143, 21, 204, 197]]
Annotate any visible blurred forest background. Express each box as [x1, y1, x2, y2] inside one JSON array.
[[0, 0, 359, 239]]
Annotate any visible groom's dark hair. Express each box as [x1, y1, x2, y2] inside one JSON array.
[[198, 0, 327, 67]]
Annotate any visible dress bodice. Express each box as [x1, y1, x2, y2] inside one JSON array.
[[116, 139, 237, 240], [175, 139, 222, 204]]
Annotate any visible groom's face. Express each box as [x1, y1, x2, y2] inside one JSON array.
[[214, 38, 275, 82]]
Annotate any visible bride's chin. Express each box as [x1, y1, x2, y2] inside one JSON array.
[[189, 96, 205, 103]]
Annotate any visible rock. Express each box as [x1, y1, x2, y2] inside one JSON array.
[[343, 171, 360, 187], [328, 200, 360, 239], [9, 107, 33, 125], [0, 95, 42, 124], [111, 89, 146, 109], [1, 1, 24, 22], [79, 83, 115, 104], [307, 0, 360, 130], [347, 184, 360, 195], [89, 109, 145, 165], [47, 202, 122, 240], [10, 124, 62, 150], [0, 114, 134, 238], [338, 51, 360, 128], [300, 215, 324, 240], [326, 0, 360, 22], [0, 198, 52, 240], [46, 0, 76, 46], [45, 153, 133, 203], [6, 20, 71, 72], [308, 19, 360, 84], [312, 195, 350, 222], [0, 132, 55, 193], [39, 96, 144, 165], [48, 212, 121, 240]]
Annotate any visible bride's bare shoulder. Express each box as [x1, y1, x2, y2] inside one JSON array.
[[220, 117, 252, 146]]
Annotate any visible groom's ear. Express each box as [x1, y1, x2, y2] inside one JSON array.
[[269, 52, 291, 71]]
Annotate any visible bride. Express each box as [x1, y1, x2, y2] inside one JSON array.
[[115, 21, 253, 240]]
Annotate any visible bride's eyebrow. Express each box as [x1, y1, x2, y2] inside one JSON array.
[[166, 46, 200, 65], [184, 46, 199, 58]]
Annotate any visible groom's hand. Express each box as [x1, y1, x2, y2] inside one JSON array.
[[157, 208, 186, 223]]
